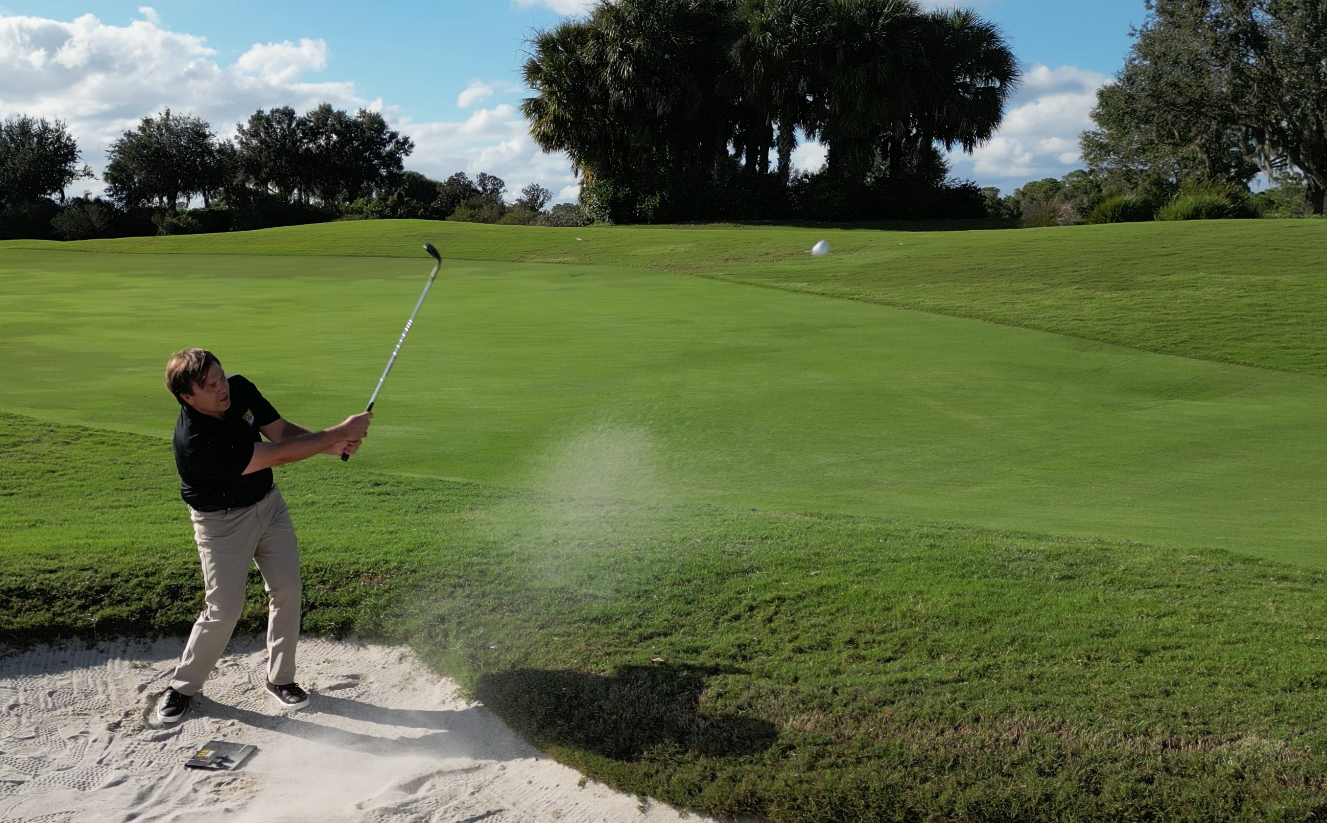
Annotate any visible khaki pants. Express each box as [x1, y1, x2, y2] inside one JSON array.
[[170, 485, 301, 696]]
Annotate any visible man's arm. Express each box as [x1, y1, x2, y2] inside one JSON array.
[[259, 418, 307, 444], [244, 413, 370, 474], [261, 418, 361, 456]]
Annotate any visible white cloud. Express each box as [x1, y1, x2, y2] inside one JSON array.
[[403, 105, 578, 201], [791, 139, 827, 174], [234, 38, 329, 85], [137, 7, 160, 26], [457, 79, 494, 108], [511, 0, 598, 15], [949, 63, 1111, 187], [0, 13, 357, 164], [0, 13, 580, 203]]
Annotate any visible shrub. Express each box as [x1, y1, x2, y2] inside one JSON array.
[[1021, 198, 1076, 228], [1156, 181, 1257, 221], [0, 199, 62, 239], [1156, 194, 1235, 221], [447, 195, 506, 224], [1252, 177, 1310, 218], [536, 203, 591, 227], [228, 194, 337, 232], [342, 193, 438, 220], [50, 198, 120, 240], [496, 206, 539, 226], [1086, 195, 1153, 224], [151, 212, 202, 235], [187, 206, 232, 233]]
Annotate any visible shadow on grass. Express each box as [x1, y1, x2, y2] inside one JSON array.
[[757, 217, 1020, 232], [634, 217, 1020, 232], [475, 664, 777, 761]]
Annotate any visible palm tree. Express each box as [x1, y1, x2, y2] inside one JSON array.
[[522, 0, 1019, 220], [910, 9, 1020, 168], [736, 0, 823, 181], [523, 0, 742, 219]]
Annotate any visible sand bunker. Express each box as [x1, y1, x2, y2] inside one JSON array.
[[0, 637, 735, 822]]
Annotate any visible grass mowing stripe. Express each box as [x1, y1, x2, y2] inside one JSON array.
[[2, 247, 1326, 565], [7, 217, 1326, 375], [7, 411, 1327, 821]]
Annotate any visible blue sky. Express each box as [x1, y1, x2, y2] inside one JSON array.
[[0, 1, 1148, 202]]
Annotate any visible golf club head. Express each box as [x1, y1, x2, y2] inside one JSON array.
[[423, 243, 441, 262]]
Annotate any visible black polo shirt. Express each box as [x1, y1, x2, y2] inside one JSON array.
[[173, 375, 281, 511]]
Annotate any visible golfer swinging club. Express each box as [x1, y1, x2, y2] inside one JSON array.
[[156, 348, 372, 723]]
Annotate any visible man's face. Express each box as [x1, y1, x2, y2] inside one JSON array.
[[181, 363, 230, 418]]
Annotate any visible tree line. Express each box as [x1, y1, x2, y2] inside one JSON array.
[[0, 107, 586, 240], [1016, 0, 1327, 226], [522, 0, 1020, 223]]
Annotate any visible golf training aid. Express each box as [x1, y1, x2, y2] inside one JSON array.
[[185, 740, 256, 770], [343, 243, 443, 461]]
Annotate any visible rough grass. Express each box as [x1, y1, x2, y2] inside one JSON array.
[[7, 412, 1327, 821]]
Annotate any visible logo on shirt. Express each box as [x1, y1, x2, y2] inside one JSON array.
[[242, 409, 255, 426]]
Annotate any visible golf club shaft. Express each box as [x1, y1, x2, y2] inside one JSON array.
[[343, 252, 442, 461]]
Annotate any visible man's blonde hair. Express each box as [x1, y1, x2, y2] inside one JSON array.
[[165, 348, 221, 405]]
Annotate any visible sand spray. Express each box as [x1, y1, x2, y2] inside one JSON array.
[[483, 420, 676, 594]]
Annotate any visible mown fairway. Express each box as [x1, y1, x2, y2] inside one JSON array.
[[4, 218, 1327, 821], [2, 221, 1326, 563]]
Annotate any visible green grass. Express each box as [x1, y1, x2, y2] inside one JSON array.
[[7, 411, 1327, 821], [1, 237, 1326, 564], [6, 219, 1327, 820], [8, 217, 1326, 375]]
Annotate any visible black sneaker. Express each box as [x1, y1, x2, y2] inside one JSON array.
[[156, 687, 191, 724], [265, 680, 309, 710]]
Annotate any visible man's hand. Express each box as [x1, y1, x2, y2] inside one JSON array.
[[332, 412, 372, 442], [324, 439, 362, 457]]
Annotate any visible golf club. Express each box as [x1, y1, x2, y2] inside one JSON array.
[[342, 242, 443, 461]]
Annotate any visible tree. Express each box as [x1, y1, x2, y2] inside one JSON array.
[[301, 104, 414, 203], [516, 183, 554, 212], [233, 104, 413, 206], [522, 0, 1017, 222], [393, 170, 444, 205], [1082, 0, 1327, 215], [907, 9, 1020, 174], [235, 107, 306, 201], [435, 172, 481, 217], [0, 115, 90, 208], [104, 109, 220, 211], [734, 0, 822, 181], [523, 0, 749, 222], [1216, 0, 1327, 214], [1081, 0, 1259, 204]]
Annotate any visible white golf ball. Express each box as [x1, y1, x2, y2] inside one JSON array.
[[811, 240, 830, 257]]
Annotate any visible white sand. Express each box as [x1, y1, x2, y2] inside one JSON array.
[[0, 637, 746, 823]]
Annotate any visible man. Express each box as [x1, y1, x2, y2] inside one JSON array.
[[156, 348, 372, 724]]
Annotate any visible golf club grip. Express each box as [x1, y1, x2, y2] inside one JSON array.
[[341, 400, 376, 462]]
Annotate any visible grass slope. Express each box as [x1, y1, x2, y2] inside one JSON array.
[[7, 217, 1326, 375], [6, 221, 1327, 820], [1, 245, 1325, 563], [6, 412, 1327, 822]]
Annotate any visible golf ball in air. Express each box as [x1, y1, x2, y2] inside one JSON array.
[[811, 240, 830, 257]]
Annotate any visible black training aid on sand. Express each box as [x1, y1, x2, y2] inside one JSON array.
[[185, 740, 257, 770]]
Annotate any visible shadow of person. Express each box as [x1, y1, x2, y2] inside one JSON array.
[[194, 695, 535, 763], [474, 663, 778, 761]]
